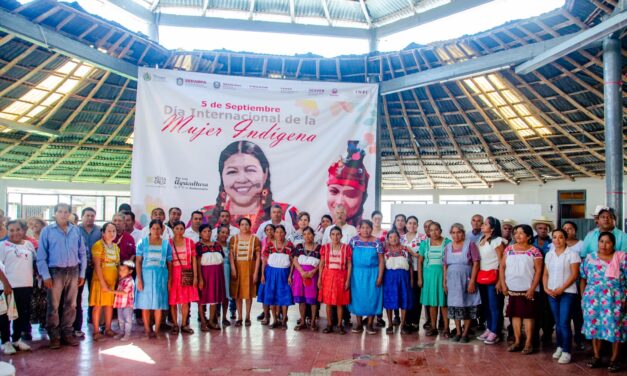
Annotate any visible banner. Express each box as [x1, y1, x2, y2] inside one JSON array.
[[131, 67, 378, 233]]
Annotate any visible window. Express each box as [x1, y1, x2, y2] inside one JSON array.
[[6, 187, 130, 225], [381, 194, 434, 228], [439, 194, 514, 205]]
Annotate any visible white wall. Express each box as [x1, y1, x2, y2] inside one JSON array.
[[383, 177, 625, 225]]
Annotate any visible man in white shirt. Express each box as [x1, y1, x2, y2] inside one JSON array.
[[322, 205, 357, 244], [141, 207, 174, 240], [211, 209, 239, 242], [124, 211, 143, 245], [256, 204, 295, 241], [184, 211, 203, 243]]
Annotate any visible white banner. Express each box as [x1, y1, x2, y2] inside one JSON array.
[[131, 67, 378, 233]]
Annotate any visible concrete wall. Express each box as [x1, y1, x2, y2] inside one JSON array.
[[383, 177, 626, 224]]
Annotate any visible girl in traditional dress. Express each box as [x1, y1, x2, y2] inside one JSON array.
[[383, 230, 413, 335], [169, 221, 199, 335], [291, 226, 321, 331], [318, 226, 352, 335], [403, 216, 423, 331], [258, 225, 294, 329], [443, 223, 481, 343], [348, 220, 384, 335], [229, 218, 261, 326], [197, 224, 226, 331], [89, 222, 120, 341]]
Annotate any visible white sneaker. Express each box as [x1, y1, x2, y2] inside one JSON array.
[[558, 352, 571, 364], [12, 339, 31, 351], [120, 335, 131, 342], [2, 342, 16, 355], [477, 329, 491, 341], [552, 347, 563, 359]]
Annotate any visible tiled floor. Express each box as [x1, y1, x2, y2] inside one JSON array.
[[5, 306, 622, 375]]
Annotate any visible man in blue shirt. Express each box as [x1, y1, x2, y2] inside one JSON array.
[[37, 203, 87, 349], [581, 207, 627, 257], [74, 207, 101, 338]]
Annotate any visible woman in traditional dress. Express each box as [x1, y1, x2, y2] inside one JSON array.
[[318, 226, 352, 335], [383, 230, 413, 335], [89, 222, 120, 340], [169, 221, 199, 335], [229, 218, 261, 326], [443, 223, 481, 343], [418, 221, 451, 337], [197, 224, 226, 331], [135, 220, 172, 338], [348, 220, 384, 335]]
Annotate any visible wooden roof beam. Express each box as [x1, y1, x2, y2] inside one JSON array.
[[0, 8, 138, 80], [381, 96, 414, 189]]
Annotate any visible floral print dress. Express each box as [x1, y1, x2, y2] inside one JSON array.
[[580, 252, 627, 342]]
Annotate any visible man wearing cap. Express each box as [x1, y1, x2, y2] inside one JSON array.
[[581, 207, 627, 258], [501, 219, 516, 245], [531, 216, 554, 255]]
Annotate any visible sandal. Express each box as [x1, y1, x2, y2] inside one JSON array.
[[339, 326, 347, 335], [181, 326, 195, 334], [245, 319, 251, 327], [507, 343, 522, 352], [441, 331, 451, 339], [104, 330, 116, 337], [351, 325, 363, 333], [608, 361, 621, 373], [386, 326, 393, 334], [222, 319, 231, 327], [170, 326, 180, 335], [93, 333, 104, 342], [586, 357, 602, 369], [521, 347, 533, 355], [294, 323, 305, 331], [282, 321, 288, 330], [271, 321, 281, 329], [310, 323, 319, 331], [208, 322, 221, 331], [426, 329, 439, 337], [260, 319, 270, 326], [234, 320, 243, 327], [200, 323, 210, 332], [323, 326, 333, 334]]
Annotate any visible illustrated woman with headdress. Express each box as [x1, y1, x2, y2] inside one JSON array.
[[326, 141, 370, 228], [201, 141, 298, 234]]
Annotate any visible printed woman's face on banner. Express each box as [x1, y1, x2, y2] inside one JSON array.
[[327, 183, 364, 221], [222, 152, 268, 207]]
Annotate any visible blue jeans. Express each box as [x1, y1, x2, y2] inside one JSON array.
[[479, 283, 503, 334], [548, 293, 575, 353], [117, 307, 133, 336]]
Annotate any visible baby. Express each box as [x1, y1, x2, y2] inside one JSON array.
[[113, 260, 135, 341]]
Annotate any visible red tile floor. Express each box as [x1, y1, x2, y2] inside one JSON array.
[[5, 305, 623, 376]]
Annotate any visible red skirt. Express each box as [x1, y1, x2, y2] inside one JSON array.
[[199, 264, 226, 305], [318, 269, 350, 306]]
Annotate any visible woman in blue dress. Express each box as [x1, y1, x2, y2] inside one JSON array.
[[135, 219, 172, 338], [349, 219, 384, 334]]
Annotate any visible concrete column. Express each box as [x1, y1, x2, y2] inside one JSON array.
[[603, 36, 623, 229]]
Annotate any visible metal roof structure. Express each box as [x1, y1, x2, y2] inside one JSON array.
[[0, 0, 625, 189]]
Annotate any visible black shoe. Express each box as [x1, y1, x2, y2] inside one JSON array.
[[21, 332, 33, 341], [393, 316, 401, 326], [375, 318, 386, 328], [230, 311, 236, 320], [61, 336, 79, 346], [49, 337, 61, 349], [257, 312, 265, 321]]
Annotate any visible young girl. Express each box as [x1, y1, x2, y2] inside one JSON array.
[[89, 222, 120, 341], [258, 224, 275, 324], [113, 260, 135, 341], [169, 221, 199, 335], [383, 230, 413, 335], [258, 225, 294, 329], [290, 227, 321, 331], [197, 224, 226, 331]]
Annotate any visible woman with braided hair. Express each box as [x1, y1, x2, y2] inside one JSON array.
[[201, 141, 298, 234]]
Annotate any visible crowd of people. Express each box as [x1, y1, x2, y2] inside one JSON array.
[[0, 204, 624, 372]]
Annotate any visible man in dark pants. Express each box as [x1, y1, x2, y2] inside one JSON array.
[[76, 207, 101, 337], [37, 203, 87, 349], [531, 216, 554, 346]]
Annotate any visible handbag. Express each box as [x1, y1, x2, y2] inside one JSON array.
[[477, 269, 498, 285], [173, 242, 194, 287]]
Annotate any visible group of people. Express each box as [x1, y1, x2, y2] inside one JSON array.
[[0, 203, 624, 372]]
